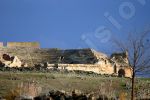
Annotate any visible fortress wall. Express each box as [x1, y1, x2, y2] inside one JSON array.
[[47, 64, 132, 77], [0, 42, 3, 47], [7, 42, 40, 48], [47, 64, 114, 74]]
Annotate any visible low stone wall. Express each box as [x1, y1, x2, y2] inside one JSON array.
[[47, 64, 132, 77], [47, 64, 114, 75]]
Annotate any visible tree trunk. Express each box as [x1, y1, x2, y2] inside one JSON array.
[[131, 71, 135, 100]]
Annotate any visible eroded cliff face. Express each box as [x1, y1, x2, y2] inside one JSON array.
[[0, 48, 107, 66], [0, 48, 62, 66], [0, 47, 132, 77]]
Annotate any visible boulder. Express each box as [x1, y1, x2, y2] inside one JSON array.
[[6, 56, 21, 67], [0, 54, 22, 68]]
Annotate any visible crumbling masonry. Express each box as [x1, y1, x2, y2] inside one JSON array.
[[0, 42, 132, 77]]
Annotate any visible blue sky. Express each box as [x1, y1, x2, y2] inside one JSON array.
[[0, 0, 150, 54]]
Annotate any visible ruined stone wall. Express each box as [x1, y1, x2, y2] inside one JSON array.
[[7, 42, 40, 48], [115, 66, 132, 78], [47, 64, 132, 77], [47, 64, 114, 75]]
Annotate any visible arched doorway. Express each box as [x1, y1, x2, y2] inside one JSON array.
[[118, 69, 125, 77]]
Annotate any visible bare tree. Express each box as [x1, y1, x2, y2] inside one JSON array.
[[113, 30, 150, 100]]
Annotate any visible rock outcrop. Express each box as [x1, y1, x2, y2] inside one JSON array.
[[0, 54, 22, 67]]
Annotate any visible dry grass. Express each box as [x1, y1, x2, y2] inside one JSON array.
[[4, 81, 41, 100], [0, 71, 149, 99]]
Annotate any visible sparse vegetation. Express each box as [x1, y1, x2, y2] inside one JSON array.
[[113, 30, 150, 100], [0, 71, 149, 99]]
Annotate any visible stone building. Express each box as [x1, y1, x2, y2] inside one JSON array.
[[110, 51, 132, 78]]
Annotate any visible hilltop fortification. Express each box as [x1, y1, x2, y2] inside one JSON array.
[[0, 42, 132, 77]]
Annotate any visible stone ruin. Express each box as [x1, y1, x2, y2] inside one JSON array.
[[0, 42, 132, 77], [0, 42, 40, 48]]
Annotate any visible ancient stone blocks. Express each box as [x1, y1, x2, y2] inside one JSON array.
[[0, 42, 40, 48], [7, 42, 40, 48]]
